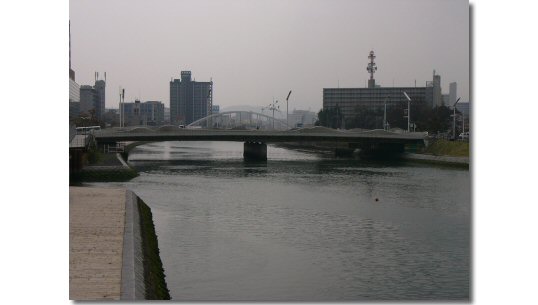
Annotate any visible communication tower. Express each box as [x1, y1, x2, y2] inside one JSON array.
[[367, 50, 377, 88]]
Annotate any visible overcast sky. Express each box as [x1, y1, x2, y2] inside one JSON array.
[[70, 0, 469, 111]]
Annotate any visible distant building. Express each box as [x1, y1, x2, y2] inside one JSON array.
[[94, 78, 106, 120], [122, 100, 165, 126], [449, 82, 457, 106], [323, 51, 444, 127], [69, 21, 80, 119], [456, 102, 470, 117], [79, 85, 100, 116], [212, 105, 220, 114], [78, 74, 106, 120], [287, 109, 317, 128], [164, 107, 170, 124], [432, 71, 442, 107], [170, 71, 213, 125], [442, 94, 450, 106], [69, 78, 80, 119]]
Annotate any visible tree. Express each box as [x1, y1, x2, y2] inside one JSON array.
[[317, 105, 343, 129]]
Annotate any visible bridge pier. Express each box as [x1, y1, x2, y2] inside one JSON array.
[[334, 148, 355, 157], [357, 142, 405, 158], [243, 142, 267, 161]]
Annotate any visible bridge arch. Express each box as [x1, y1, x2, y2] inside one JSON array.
[[187, 111, 290, 130]]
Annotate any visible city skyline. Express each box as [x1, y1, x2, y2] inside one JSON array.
[[70, 0, 469, 110]]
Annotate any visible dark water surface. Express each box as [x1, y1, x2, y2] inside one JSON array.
[[89, 141, 470, 301]]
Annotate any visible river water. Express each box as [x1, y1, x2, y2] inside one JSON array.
[[88, 141, 470, 301]]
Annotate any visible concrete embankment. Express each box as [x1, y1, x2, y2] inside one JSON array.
[[70, 187, 170, 300], [402, 153, 469, 167], [70, 153, 138, 183]]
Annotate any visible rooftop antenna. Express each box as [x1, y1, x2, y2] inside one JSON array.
[[367, 50, 377, 88], [104, 72, 106, 82]]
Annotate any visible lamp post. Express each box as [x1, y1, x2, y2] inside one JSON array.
[[383, 95, 390, 131], [453, 97, 461, 140], [403, 92, 412, 132], [286, 90, 292, 129]]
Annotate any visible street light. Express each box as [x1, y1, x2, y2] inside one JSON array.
[[286, 90, 292, 129], [383, 95, 390, 131], [453, 97, 461, 140], [403, 92, 412, 132]]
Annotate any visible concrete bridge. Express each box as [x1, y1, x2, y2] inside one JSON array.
[[93, 126, 427, 160]]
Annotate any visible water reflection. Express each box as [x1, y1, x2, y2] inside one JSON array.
[[92, 141, 469, 300]]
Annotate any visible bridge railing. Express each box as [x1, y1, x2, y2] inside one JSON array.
[[103, 142, 126, 153]]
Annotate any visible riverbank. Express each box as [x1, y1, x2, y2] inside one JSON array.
[[69, 152, 138, 184], [274, 141, 469, 167], [69, 187, 170, 300], [402, 152, 469, 167]]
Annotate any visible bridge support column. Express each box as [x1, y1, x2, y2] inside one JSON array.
[[244, 142, 267, 161], [334, 148, 355, 157]]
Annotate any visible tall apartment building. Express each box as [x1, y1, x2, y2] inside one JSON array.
[[79, 85, 100, 116], [449, 82, 457, 106], [78, 75, 106, 120], [170, 71, 213, 125], [94, 78, 106, 120]]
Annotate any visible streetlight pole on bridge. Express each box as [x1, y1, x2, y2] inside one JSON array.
[[286, 90, 292, 129], [403, 92, 412, 132], [383, 95, 390, 131]]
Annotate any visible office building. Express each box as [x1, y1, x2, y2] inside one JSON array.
[[323, 50, 443, 125], [69, 21, 80, 119], [164, 107, 170, 124], [449, 82, 457, 106], [78, 73, 106, 120], [94, 75, 106, 120], [79, 85, 100, 116], [122, 100, 165, 126], [170, 71, 213, 125]]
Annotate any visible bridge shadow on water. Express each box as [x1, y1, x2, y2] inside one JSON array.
[[127, 156, 415, 181]]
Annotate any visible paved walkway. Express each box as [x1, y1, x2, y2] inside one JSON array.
[[69, 187, 126, 300]]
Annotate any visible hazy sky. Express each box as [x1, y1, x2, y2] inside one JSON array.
[[70, 0, 469, 111]]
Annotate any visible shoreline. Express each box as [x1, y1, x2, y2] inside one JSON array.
[[69, 187, 170, 300]]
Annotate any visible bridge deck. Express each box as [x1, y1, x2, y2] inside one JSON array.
[[94, 128, 426, 144]]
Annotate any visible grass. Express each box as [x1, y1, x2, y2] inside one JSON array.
[[422, 139, 469, 157], [138, 198, 171, 300]]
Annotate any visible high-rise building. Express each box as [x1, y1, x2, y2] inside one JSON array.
[[449, 82, 457, 106], [79, 85, 100, 116], [432, 70, 442, 107], [170, 71, 213, 125], [94, 77, 106, 120], [69, 21, 80, 119], [78, 74, 106, 120]]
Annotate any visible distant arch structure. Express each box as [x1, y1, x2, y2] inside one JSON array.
[[187, 111, 290, 130]]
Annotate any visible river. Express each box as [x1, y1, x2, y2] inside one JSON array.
[[88, 141, 470, 301]]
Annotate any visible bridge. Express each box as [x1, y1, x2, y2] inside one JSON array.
[[93, 126, 427, 160]]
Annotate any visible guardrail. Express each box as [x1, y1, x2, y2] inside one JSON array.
[[104, 142, 126, 153]]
